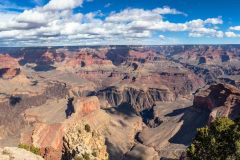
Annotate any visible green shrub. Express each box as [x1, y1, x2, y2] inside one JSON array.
[[84, 124, 91, 132], [18, 144, 41, 155], [187, 117, 240, 160], [74, 155, 84, 160], [92, 151, 97, 157]]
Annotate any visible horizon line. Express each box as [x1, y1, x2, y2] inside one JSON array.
[[1, 43, 240, 48]]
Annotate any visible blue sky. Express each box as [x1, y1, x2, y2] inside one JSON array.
[[0, 0, 240, 46]]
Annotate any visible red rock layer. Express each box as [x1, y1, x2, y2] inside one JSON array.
[[193, 83, 240, 122], [21, 96, 100, 160], [0, 54, 20, 79]]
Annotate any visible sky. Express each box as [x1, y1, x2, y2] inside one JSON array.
[[0, 0, 240, 46]]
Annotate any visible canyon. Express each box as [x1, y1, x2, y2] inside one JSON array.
[[0, 45, 240, 160]]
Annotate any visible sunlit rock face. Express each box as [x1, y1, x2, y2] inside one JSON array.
[[0, 45, 240, 160], [193, 83, 240, 122], [0, 147, 44, 160], [0, 54, 20, 79], [20, 97, 101, 160]]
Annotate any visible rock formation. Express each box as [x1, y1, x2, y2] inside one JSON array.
[[0, 54, 20, 79], [193, 83, 240, 122], [124, 144, 159, 160], [0, 81, 68, 142], [0, 147, 44, 160], [0, 45, 240, 160], [62, 123, 108, 160], [20, 96, 103, 160], [97, 85, 175, 114]]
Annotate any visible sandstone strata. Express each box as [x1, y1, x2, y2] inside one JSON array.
[[193, 83, 240, 122], [0, 54, 20, 79], [21, 96, 102, 160], [0, 45, 240, 160]]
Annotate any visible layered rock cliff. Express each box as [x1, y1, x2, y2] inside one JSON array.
[[97, 86, 175, 114], [1, 45, 240, 160], [0, 54, 20, 79], [0, 81, 68, 141], [193, 83, 240, 122], [20, 96, 104, 160]]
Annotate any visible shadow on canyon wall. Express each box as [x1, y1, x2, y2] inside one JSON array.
[[167, 107, 210, 145]]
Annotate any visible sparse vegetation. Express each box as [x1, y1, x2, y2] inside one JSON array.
[[18, 144, 41, 155], [92, 131, 95, 137], [92, 151, 97, 157], [82, 152, 90, 160], [84, 124, 91, 132], [187, 117, 240, 160], [74, 155, 84, 160], [2, 149, 9, 155]]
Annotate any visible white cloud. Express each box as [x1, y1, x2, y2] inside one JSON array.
[[204, 17, 223, 25], [189, 28, 224, 38], [229, 26, 240, 31], [0, 1, 229, 46], [0, 30, 20, 38], [0, 12, 18, 22], [44, 0, 83, 11], [225, 26, 240, 38], [16, 9, 48, 24], [225, 31, 240, 38], [153, 6, 187, 16]]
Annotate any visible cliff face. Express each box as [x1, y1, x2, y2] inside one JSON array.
[[193, 83, 240, 122], [0, 81, 68, 141], [172, 45, 239, 65], [20, 96, 103, 160], [97, 86, 175, 114], [171, 46, 240, 88], [1, 45, 239, 160], [0, 54, 20, 79]]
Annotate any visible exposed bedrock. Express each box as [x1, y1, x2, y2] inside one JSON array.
[[218, 77, 240, 88], [193, 83, 240, 122], [0, 147, 44, 160], [0, 54, 21, 79], [0, 82, 68, 141], [0, 68, 21, 79], [123, 144, 159, 160], [20, 96, 101, 160], [62, 123, 109, 160], [97, 86, 175, 115], [171, 60, 223, 84]]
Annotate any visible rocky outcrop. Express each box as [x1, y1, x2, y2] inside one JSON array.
[[0, 147, 44, 160], [172, 45, 239, 65], [1, 45, 240, 160], [62, 123, 108, 160], [58, 48, 113, 70], [0, 54, 20, 79], [106, 48, 165, 65], [97, 86, 175, 114], [123, 144, 159, 160], [193, 83, 240, 122], [170, 45, 240, 88], [0, 81, 68, 141], [20, 96, 101, 160]]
